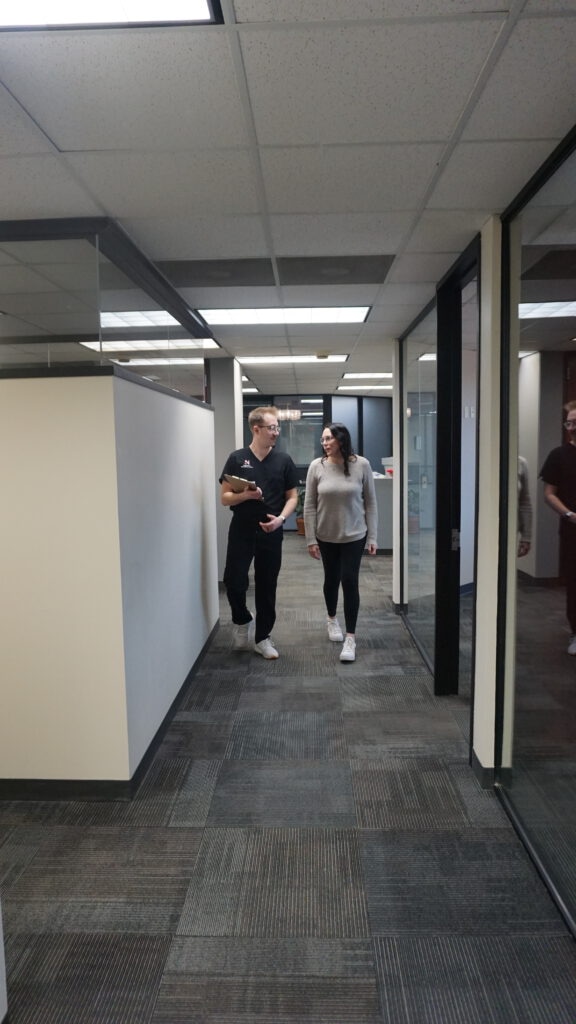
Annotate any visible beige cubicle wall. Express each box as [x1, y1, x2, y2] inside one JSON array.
[[0, 369, 218, 790]]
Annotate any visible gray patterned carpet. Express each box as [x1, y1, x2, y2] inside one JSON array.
[[1, 535, 576, 1023]]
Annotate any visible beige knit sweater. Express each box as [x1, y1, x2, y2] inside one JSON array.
[[303, 456, 378, 546]]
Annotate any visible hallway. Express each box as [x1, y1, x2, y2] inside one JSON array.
[[1, 535, 576, 1022]]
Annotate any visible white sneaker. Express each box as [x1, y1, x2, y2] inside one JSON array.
[[327, 617, 344, 642], [232, 617, 255, 650], [340, 636, 356, 662], [568, 635, 576, 655], [255, 637, 279, 659]]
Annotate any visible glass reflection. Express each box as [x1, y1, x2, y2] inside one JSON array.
[[504, 147, 576, 921], [405, 308, 437, 664]]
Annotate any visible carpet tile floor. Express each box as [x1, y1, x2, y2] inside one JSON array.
[[1, 535, 576, 1022]]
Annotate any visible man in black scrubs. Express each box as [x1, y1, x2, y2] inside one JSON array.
[[220, 406, 298, 659], [541, 400, 576, 654]]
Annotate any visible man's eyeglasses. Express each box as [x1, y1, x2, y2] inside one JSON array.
[[261, 424, 280, 433], [564, 421, 576, 429]]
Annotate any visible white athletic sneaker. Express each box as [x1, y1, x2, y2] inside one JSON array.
[[232, 616, 255, 651], [254, 637, 279, 659], [327, 617, 344, 642], [568, 634, 576, 656], [340, 636, 356, 662]]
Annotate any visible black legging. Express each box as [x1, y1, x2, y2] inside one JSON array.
[[317, 535, 367, 635]]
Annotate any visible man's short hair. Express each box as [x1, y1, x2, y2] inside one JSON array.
[[565, 400, 576, 413], [248, 406, 279, 429]]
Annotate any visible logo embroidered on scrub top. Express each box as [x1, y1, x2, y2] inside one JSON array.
[[241, 459, 253, 468]]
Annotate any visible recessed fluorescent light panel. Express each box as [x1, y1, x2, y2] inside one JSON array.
[[100, 311, 184, 329], [1, 0, 216, 27], [418, 353, 437, 361], [242, 388, 259, 394], [337, 385, 392, 391], [301, 399, 323, 403], [111, 358, 203, 366], [82, 338, 217, 352], [239, 355, 348, 365], [519, 302, 576, 319], [342, 372, 392, 379], [199, 308, 370, 326]]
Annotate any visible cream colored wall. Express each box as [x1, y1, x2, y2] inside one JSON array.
[[0, 376, 129, 780]]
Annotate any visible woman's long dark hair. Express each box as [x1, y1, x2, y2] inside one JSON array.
[[322, 422, 356, 477]]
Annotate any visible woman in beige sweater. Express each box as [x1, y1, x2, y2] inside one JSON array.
[[304, 423, 378, 662]]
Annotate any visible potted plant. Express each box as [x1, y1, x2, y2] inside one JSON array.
[[407, 487, 420, 534]]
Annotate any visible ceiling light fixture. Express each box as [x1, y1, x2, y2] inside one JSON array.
[[81, 338, 217, 352], [418, 353, 437, 361], [301, 399, 323, 403], [519, 302, 576, 319], [1, 0, 215, 27], [239, 355, 347, 365], [111, 357, 203, 366], [242, 387, 259, 394], [342, 372, 392, 379], [337, 385, 392, 391], [100, 311, 183, 329], [199, 307, 370, 326]]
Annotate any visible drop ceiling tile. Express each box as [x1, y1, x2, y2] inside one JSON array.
[[0, 155, 101, 219], [0, 88, 54, 156], [279, 284, 380, 305], [0, 240, 98, 264], [376, 283, 435, 307], [241, 19, 504, 145], [388, 252, 458, 283], [261, 144, 443, 213], [180, 286, 279, 307], [99, 288, 162, 310], [463, 17, 576, 140], [0, 267, 60, 294], [0, 30, 248, 151], [270, 212, 412, 255], [234, 0, 512, 20], [66, 151, 259, 218], [406, 211, 490, 253], [527, 151, 576, 208], [429, 140, 557, 209], [122, 217, 269, 260]]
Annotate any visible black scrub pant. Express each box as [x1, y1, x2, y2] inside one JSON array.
[[560, 523, 576, 634], [223, 515, 283, 644], [317, 535, 366, 635]]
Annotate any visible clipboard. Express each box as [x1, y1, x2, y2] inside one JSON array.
[[223, 474, 258, 493]]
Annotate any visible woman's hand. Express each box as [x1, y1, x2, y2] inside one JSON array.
[[366, 542, 377, 556], [307, 543, 321, 560]]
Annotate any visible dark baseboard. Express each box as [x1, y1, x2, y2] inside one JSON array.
[[0, 620, 219, 802], [471, 750, 495, 789]]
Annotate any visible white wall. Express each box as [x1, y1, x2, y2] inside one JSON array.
[[208, 358, 243, 580], [114, 377, 219, 775], [0, 377, 129, 780]]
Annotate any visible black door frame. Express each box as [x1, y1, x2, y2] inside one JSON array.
[[433, 237, 480, 696]]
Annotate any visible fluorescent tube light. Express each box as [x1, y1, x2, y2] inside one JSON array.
[[418, 353, 437, 361], [199, 307, 370, 325], [82, 338, 217, 352], [302, 411, 322, 417], [519, 302, 576, 319], [301, 399, 323, 403], [101, 311, 183, 329], [242, 388, 259, 393], [239, 355, 348, 365], [342, 372, 392, 379], [337, 385, 392, 391], [111, 357, 203, 366], [1, 0, 213, 26]]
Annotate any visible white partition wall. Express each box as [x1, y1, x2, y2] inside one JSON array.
[[0, 898, 6, 1022], [0, 370, 218, 789]]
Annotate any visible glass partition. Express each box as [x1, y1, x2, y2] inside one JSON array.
[[404, 307, 437, 665], [0, 224, 210, 400], [500, 145, 576, 927]]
